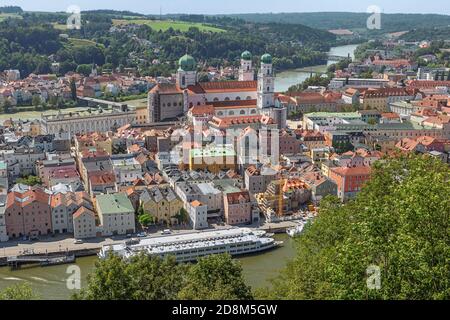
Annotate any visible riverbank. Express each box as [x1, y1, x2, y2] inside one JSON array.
[[275, 43, 360, 92], [0, 220, 300, 262], [0, 233, 297, 299]]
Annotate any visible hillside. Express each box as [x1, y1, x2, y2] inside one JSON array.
[[400, 26, 450, 41], [228, 12, 450, 34]]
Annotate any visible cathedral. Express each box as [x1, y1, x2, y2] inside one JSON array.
[[147, 51, 287, 128]]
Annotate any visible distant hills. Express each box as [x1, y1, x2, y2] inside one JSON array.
[[226, 12, 450, 34]]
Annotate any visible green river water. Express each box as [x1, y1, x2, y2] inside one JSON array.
[[0, 234, 296, 300], [0, 44, 359, 299]]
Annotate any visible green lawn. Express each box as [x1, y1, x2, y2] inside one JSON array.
[[0, 13, 22, 21], [125, 98, 148, 109], [66, 38, 101, 48], [112, 19, 226, 33], [52, 22, 68, 31]]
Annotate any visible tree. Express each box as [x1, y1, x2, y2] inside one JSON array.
[[261, 155, 450, 300], [2, 99, 12, 113], [0, 283, 38, 300], [74, 254, 187, 300], [16, 175, 42, 186], [32, 95, 41, 108], [179, 254, 253, 300], [138, 213, 154, 228], [198, 72, 210, 82], [70, 77, 77, 101], [76, 64, 92, 76]]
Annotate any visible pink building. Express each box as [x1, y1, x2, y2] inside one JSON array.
[[223, 191, 252, 225], [5, 187, 52, 239]]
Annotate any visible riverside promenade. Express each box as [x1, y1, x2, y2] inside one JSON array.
[[0, 220, 299, 264]]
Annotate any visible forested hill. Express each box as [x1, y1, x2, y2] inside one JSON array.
[[227, 12, 450, 33], [400, 26, 450, 41]]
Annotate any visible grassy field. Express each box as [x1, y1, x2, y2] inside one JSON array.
[[66, 38, 100, 48], [125, 98, 147, 109], [52, 22, 68, 31], [112, 19, 226, 33], [0, 13, 22, 21]]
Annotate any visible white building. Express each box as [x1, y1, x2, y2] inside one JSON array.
[[239, 51, 254, 81], [41, 106, 136, 137], [187, 200, 208, 230], [329, 78, 389, 89], [111, 156, 143, 184], [0, 149, 46, 177], [175, 182, 223, 218], [257, 54, 275, 110], [96, 193, 135, 236]]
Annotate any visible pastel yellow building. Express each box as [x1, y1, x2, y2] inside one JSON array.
[[135, 106, 149, 125], [140, 186, 183, 225], [189, 144, 237, 173]]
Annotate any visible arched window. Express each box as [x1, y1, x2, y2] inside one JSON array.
[[197, 102, 201, 106], [240, 110, 245, 115], [213, 97, 219, 102], [235, 97, 241, 100], [167, 103, 171, 107], [189, 102, 193, 107], [229, 111, 235, 116], [218, 111, 224, 116], [182, 76, 186, 86], [251, 109, 257, 114], [246, 96, 252, 100], [225, 97, 230, 101]]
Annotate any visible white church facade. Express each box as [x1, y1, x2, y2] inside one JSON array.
[[148, 51, 287, 128]]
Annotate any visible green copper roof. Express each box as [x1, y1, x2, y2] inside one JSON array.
[[96, 193, 134, 215], [178, 54, 196, 72], [261, 53, 273, 64], [241, 51, 252, 61]]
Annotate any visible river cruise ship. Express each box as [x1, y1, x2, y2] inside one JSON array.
[[98, 228, 281, 262]]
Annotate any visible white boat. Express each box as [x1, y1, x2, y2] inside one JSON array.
[[286, 222, 305, 237], [99, 228, 281, 263]]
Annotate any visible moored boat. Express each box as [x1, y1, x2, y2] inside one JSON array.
[[99, 228, 281, 263]]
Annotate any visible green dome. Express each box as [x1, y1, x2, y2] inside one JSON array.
[[178, 54, 196, 71], [241, 51, 252, 61], [261, 53, 273, 64]]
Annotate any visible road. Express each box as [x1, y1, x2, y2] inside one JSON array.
[[0, 220, 301, 258]]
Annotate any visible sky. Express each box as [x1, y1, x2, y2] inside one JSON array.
[[1, 0, 450, 15]]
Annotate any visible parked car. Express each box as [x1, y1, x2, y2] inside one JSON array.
[[137, 232, 147, 238], [73, 239, 84, 245], [161, 229, 172, 235]]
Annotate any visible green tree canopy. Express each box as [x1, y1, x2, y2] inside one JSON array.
[[0, 283, 38, 300], [261, 154, 450, 300], [74, 254, 187, 300], [179, 254, 253, 300], [16, 175, 42, 186], [138, 213, 154, 227]]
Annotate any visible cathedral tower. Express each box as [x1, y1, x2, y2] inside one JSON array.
[[176, 54, 197, 89], [239, 51, 254, 81], [257, 53, 275, 109]]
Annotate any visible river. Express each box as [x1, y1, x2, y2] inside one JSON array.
[[275, 44, 359, 92], [0, 234, 296, 300], [0, 45, 357, 299]]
